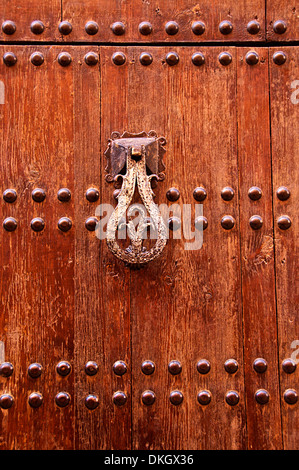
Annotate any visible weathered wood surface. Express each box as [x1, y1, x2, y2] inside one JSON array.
[[267, 2, 299, 41]]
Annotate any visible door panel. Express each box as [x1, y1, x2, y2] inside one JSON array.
[[267, 2, 299, 41]]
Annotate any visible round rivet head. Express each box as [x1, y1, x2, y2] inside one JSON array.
[[57, 188, 71, 202], [85, 217, 98, 232], [32, 188, 46, 203], [193, 187, 207, 202], [58, 21, 72, 35], [139, 21, 152, 35], [255, 389, 269, 405], [168, 360, 182, 375], [3, 52, 17, 67], [224, 359, 238, 374], [249, 215, 263, 230], [253, 358, 268, 373], [273, 20, 287, 35], [284, 389, 298, 405], [248, 186, 262, 200], [85, 361, 99, 376], [84, 52, 99, 66], [194, 216, 208, 231], [3, 189, 17, 203], [30, 20, 45, 35], [142, 390, 156, 406], [57, 52, 72, 67], [197, 390, 211, 405], [28, 392, 43, 408], [141, 360, 155, 375], [139, 52, 153, 66], [165, 52, 179, 66], [165, 21, 179, 35], [85, 394, 99, 410], [219, 20, 233, 35], [273, 51, 287, 66], [2, 21, 16, 35], [170, 390, 183, 406], [31, 217, 45, 232], [3, 217, 17, 232], [277, 186, 290, 201], [277, 215, 291, 230], [192, 52, 205, 66], [197, 359, 211, 375], [28, 363, 43, 378], [221, 187, 234, 201], [113, 391, 127, 406], [56, 361, 71, 377], [246, 51, 259, 66], [282, 358, 296, 374], [55, 391, 70, 407], [86, 188, 99, 202], [166, 187, 180, 202], [168, 217, 181, 231], [85, 21, 99, 35], [191, 21, 205, 36], [225, 390, 239, 406], [58, 217, 72, 232], [219, 52, 232, 66], [112, 52, 126, 66], [221, 215, 235, 230], [111, 22, 125, 36], [0, 362, 14, 377], [113, 360, 127, 376], [247, 20, 260, 35], [0, 394, 14, 409], [30, 52, 44, 66]]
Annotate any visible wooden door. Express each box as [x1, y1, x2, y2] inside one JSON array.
[[0, 1, 298, 451]]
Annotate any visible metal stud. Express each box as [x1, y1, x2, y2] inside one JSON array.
[[253, 358, 268, 373], [219, 20, 233, 35], [58, 21, 72, 35], [30, 20, 45, 35], [113, 360, 127, 376], [225, 390, 239, 406], [113, 391, 127, 406], [85, 361, 99, 376], [32, 188, 46, 203], [141, 360, 155, 375], [192, 52, 205, 66], [277, 215, 291, 230], [191, 21, 205, 36], [58, 217, 72, 232], [28, 392, 43, 408], [197, 390, 211, 405], [218, 52, 232, 66], [224, 359, 238, 374], [168, 217, 181, 231], [282, 358, 296, 374], [2, 20, 16, 35], [283, 389, 298, 405], [85, 21, 99, 35], [111, 22, 126, 36], [0, 362, 14, 377], [55, 391, 71, 407], [249, 215, 263, 230], [85, 217, 98, 232], [276, 186, 290, 201], [112, 52, 126, 66], [3, 189, 17, 203], [273, 20, 287, 35], [221, 187, 234, 201], [84, 52, 99, 66], [247, 20, 260, 35], [246, 51, 259, 65], [30, 52, 44, 66], [56, 361, 71, 377], [31, 217, 45, 232], [169, 390, 183, 406], [255, 389, 269, 405], [166, 187, 180, 202], [0, 394, 14, 409], [86, 188, 99, 202], [3, 52, 17, 67], [142, 390, 156, 406], [139, 22, 152, 36], [139, 52, 153, 66], [165, 21, 179, 35], [165, 52, 179, 66], [57, 188, 71, 202], [85, 394, 99, 410], [193, 187, 207, 202], [248, 186, 262, 200], [273, 51, 287, 66], [3, 217, 17, 232], [57, 52, 72, 67], [221, 215, 235, 230], [194, 216, 208, 231], [197, 359, 211, 374], [28, 363, 43, 379], [168, 360, 182, 375]]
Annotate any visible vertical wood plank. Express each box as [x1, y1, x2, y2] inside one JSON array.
[[266, 1, 299, 42]]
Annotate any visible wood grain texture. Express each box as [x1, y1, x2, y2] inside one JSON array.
[[266, 1, 299, 41], [270, 46, 299, 450]]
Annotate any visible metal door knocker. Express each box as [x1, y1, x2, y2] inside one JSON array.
[[104, 131, 167, 266]]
